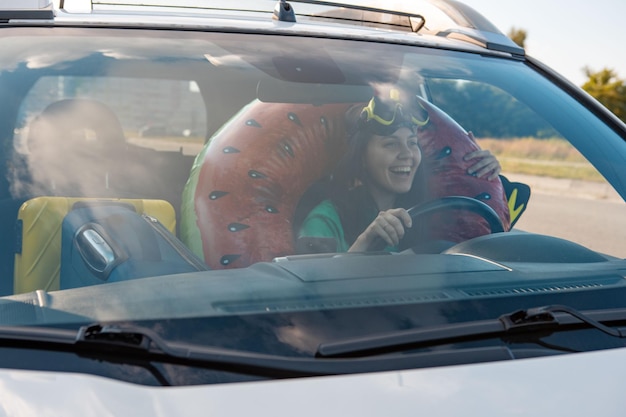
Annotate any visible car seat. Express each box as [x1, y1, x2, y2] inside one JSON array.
[[11, 99, 207, 294], [13, 196, 205, 293]]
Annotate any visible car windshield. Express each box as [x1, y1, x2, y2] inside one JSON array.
[[1, 26, 626, 385]]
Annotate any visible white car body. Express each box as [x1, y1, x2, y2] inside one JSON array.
[[3, 347, 626, 416]]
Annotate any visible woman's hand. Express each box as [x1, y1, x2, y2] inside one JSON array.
[[463, 133, 502, 181], [349, 208, 412, 252]]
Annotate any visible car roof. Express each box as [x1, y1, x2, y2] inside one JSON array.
[[1, 0, 524, 57]]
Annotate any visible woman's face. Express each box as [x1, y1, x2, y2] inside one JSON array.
[[362, 126, 421, 203]]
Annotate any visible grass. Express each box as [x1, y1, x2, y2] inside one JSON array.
[[476, 137, 605, 182], [123, 132, 604, 182]]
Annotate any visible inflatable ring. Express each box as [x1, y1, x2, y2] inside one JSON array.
[[181, 100, 353, 269], [415, 97, 510, 242], [182, 98, 510, 269]]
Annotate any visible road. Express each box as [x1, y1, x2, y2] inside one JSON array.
[[507, 174, 626, 259]]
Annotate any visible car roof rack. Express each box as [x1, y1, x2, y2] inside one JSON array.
[[9, 0, 523, 56], [272, 0, 426, 33], [271, 0, 523, 55]]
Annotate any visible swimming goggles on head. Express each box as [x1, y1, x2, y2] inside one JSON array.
[[359, 88, 429, 136]]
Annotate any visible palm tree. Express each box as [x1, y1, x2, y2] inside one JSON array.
[[507, 27, 527, 48], [582, 67, 626, 122]]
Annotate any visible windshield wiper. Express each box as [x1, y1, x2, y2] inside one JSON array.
[[74, 323, 339, 379], [502, 305, 626, 337], [317, 304, 626, 358], [0, 322, 512, 382], [0, 305, 621, 384]]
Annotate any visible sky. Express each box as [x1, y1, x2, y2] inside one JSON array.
[[456, 0, 626, 86]]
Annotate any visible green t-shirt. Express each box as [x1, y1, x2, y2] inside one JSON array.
[[298, 199, 350, 252], [298, 199, 397, 252]]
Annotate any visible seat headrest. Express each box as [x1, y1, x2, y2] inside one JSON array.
[[27, 98, 125, 153], [24, 99, 127, 196]]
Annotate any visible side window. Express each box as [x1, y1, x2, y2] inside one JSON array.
[[11, 76, 206, 206], [15, 76, 206, 156], [428, 79, 624, 258]]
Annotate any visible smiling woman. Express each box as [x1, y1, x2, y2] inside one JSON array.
[[296, 87, 505, 253]]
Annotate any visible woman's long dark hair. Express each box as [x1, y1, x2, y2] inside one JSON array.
[[325, 125, 432, 245], [293, 102, 432, 247]]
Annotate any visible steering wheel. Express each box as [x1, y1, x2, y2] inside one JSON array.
[[398, 196, 505, 252]]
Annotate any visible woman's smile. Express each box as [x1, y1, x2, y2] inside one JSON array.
[[389, 165, 413, 175]]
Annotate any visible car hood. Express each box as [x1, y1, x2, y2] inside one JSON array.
[[2, 347, 626, 416]]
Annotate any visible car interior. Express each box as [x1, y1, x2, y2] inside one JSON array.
[[4, 29, 617, 302], [0, 80, 205, 295]]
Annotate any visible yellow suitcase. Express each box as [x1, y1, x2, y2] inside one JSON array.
[[14, 197, 176, 294]]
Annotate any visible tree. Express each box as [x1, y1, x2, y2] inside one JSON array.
[[428, 79, 557, 138], [507, 27, 527, 48], [582, 67, 626, 122]]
